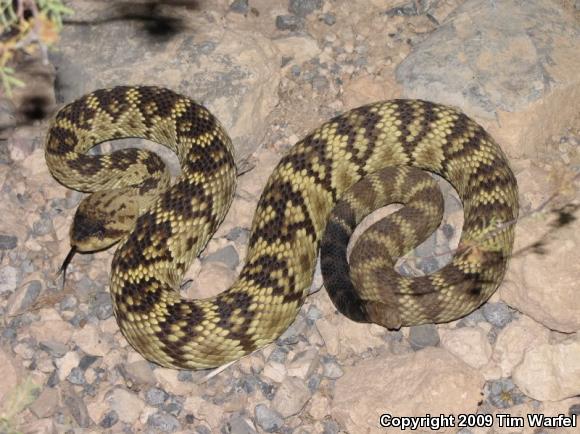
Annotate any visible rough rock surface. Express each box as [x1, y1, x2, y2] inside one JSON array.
[[440, 326, 492, 369], [397, 0, 580, 157], [501, 196, 580, 333], [512, 337, 580, 402], [333, 348, 485, 433], [490, 315, 551, 378]]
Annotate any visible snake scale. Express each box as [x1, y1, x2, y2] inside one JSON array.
[[45, 86, 518, 369]]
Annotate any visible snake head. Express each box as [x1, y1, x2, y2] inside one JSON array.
[[70, 190, 137, 251], [59, 189, 139, 284], [70, 189, 139, 252]]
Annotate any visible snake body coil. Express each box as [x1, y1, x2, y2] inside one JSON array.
[[45, 86, 518, 369]]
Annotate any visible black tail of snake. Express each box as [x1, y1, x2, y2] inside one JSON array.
[[44, 86, 518, 369]]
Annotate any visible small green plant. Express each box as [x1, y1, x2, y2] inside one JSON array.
[[0, 0, 73, 98], [0, 376, 41, 433]]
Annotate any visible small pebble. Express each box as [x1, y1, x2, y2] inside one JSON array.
[[281, 56, 293, 67], [49, 197, 67, 213], [146, 387, 168, 407], [275, 15, 303, 31], [62, 390, 92, 427], [195, 426, 212, 434], [457, 308, 486, 327], [486, 378, 526, 409], [321, 13, 336, 26], [77, 275, 96, 293], [79, 355, 99, 371], [0, 266, 19, 293], [225, 227, 249, 242], [258, 380, 276, 400], [268, 347, 288, 363], [442, 223, 454, 239], [0, 234, 17, 250], [67, 367, 86, 385], [323, 420, 340, 434], [14, 340, 36, 359], [277, 315, 306, 345], [84, 383, 97, 397], [289, 0, 322, 17], [291, 65, 301, 77], [482, 302, 514, 328], [32, 214, 53, 236], [237, 375, 258, 394], [123, 360, 157, 386], [385, 3, 417, 17], [163, 396, 183, 416], [229, 0, 249, 14], [59, 294, 78, 311], [1, 324, 16, 341], [100, 410, 119, 428], [177, 370, 193, 382], [408, 324, 440, 350], [307, 374, 321, 393], [305, 305, 322, 323], [223, 414, 257, 434], [311, 76, 328, 91], [91, 291, 113, 320], [39, 340, 68, 358], [47, 370, 59, 387], [198, 41, 217, 55], [20, 258, 34, 274], [255, 404, 284, 433], [322, 361, 343, 379], [487, 327, 500, 345], [417, 257, 440, 274], [68, 312, 87, 328], [20, 280, 42, 311], [147, 411, 181, 433]]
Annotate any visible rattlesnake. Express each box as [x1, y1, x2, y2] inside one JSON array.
[[45, 86, 518, 369]]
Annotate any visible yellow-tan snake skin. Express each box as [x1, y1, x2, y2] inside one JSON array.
[[45, 86, 518, 369]]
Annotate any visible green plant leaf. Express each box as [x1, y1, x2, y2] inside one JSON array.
[[0, 376, 41, 427]]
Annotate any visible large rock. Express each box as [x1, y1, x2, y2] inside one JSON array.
[[512, 337, 580, 402], [500, 163, 580, 333], [490, 316, 550, 378], [52, 8, 288, 158], [333, 348, 484, 433], [396, 0, 580, 157]]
